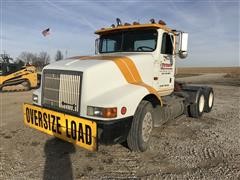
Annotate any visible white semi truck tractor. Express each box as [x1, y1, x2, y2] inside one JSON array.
[[23, 19, 214, 152]]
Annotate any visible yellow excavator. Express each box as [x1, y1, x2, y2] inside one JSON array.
[[0, 54, 39, 91]]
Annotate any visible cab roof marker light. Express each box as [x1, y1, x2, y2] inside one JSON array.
[[133, 22, 140, 25], [121, 107, 127, 115], [116, 18, 122, 26], [150, 18, 156, 24], [158, 20, 166, 25]]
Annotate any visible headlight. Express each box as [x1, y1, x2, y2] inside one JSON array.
[[87, 106, 117, 118], [32, 94, 38, 103]]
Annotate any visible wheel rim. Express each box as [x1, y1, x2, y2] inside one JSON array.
[[208, 92, 213, 108], [142, 112, 153, 142], [199, 95, 205, 113]]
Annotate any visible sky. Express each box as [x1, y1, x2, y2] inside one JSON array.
[[0, 0, 239, 67]]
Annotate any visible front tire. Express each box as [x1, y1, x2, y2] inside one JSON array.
[[127, 100, 153, 152]]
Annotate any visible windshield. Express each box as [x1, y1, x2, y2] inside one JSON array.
[[99, 29, 158, 53]]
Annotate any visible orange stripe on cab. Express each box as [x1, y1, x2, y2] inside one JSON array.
[[72, 55, 162, 105]]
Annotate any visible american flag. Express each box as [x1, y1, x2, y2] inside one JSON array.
[[42, 28, 50, 37]]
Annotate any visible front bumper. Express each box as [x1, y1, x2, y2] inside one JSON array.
[[23, 103, 132, 151], [97, 116, 133, 145]]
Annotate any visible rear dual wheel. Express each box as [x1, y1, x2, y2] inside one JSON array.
[[203, 88, 214, 113], [189, 90, 205, 118], [189, 88, 214, 118]]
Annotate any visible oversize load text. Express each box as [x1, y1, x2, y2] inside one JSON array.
[[25, 107, 92, 145]]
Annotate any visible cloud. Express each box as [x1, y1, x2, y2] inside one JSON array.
[[1, 0, 239, 66], [44, 0, 97, 30]]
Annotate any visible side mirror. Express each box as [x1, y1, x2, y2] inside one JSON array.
[[95, 38, 100, 54], [178, 32, 188, 59]]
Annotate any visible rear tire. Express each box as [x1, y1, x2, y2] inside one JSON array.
[[189, 90, 205, 118], [127, 100, 153, 152], [203, 88, 214, 113]]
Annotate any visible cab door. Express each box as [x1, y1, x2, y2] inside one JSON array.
[[158, 32, 175, 94]]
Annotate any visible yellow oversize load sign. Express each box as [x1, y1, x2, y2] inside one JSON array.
[[23, 103, 97, 151]]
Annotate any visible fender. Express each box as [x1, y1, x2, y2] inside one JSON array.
[[82, 83, 160, 120]]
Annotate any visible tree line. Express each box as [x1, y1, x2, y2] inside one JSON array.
[[15, 50, 64, 71]]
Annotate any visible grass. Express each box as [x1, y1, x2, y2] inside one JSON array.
[[175, 74, 201, 78], [176, 67, 240, 74]]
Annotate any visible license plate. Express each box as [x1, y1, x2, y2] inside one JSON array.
[[23, 103, 97, 151]]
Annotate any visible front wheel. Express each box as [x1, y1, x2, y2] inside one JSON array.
[[127, 100, 153, 152]]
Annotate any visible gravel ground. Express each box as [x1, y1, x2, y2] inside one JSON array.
[[0, 73, 239, 179]]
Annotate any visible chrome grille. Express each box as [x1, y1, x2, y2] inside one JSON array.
[[42, 70, 82, 114]]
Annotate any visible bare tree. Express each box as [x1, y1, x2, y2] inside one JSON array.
[[38, 51, 50, 65], [16, 51, 50, 71], [17, 52, 38, 64], [17, 60, 25, 67], [34, 52, 50, 70], [55, 50, 64, 61], [0, 53, 13, 63]]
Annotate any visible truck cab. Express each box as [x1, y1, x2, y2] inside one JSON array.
[[95, 22, 188, 95], [23, 19, 213, 152]]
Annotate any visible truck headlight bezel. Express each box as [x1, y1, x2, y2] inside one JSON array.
[[87, 106, 117, 118]]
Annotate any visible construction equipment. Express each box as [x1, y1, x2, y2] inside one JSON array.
[[0, 54, 39, 91], [23, 19, 214, 152]]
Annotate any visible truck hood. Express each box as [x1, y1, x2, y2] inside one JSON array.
[[44, 53, 154, 74], [44, 57, 110, 72], [40, 53, 156, 119]]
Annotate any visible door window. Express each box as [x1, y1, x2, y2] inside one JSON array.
[[161, 33, 173, 55]]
